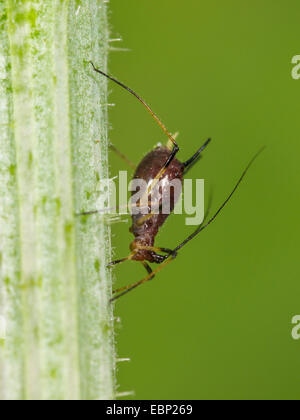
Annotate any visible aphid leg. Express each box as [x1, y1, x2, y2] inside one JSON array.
[[136, 213, 154, 226], [76, 203, 131, 217], [109, 143, 136, 170], [135, 245, 175, 256], [146, 138, 179, 197], [183, 138, 211, 174], [110, 255, 176, 302], [141, 261, 153, 275], [107, 251, 136, 267], [136, 202, 162, 226], [77, 200, 148, 217]]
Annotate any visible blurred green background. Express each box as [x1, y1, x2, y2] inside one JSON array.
[[107, 0, 300, 400]]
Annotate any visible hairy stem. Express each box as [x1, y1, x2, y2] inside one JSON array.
[[0, 0, 114, 400]]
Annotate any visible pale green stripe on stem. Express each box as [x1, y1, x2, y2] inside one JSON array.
[[67, 0, 115, 400], [0, 1, 24, 401], [0, 0, 114, 400]]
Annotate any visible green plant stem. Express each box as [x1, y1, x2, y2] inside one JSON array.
[[0, 0, 114, 400]]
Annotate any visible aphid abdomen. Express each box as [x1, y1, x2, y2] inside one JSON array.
[[130, 146, 184, 240]]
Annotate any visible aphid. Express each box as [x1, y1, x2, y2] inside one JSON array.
[[89, 62, 263, 302]]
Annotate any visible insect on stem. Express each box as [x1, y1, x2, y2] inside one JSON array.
[[89, 62, 264, 302]]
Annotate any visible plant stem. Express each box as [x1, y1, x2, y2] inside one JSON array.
[[0, 0, 114, 400]]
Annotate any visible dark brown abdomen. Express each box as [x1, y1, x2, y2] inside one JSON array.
[[130, 146, 184, 242]]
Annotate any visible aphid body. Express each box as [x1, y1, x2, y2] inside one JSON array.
[[88, 62, 263, 302], [130, 146, 184, 263]]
